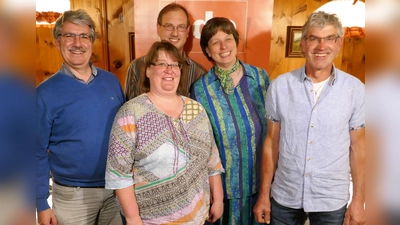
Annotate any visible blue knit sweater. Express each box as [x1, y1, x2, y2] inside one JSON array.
[[36, 69, 124, 211]]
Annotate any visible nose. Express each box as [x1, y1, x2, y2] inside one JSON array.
[[316, 39, 326, 49], [171, 27, 179, 36], [72, 36, 82, 46], [220, 41, 227, 50]]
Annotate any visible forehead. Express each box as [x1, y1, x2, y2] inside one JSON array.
[[210, 30, 232, 39], [155, 49, 178, 61], [160, 9, 187, 24], [306, 25, 337, 36], [61, 21, 90, 33]]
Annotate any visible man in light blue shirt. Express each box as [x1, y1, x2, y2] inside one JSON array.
[[254, 11, 365, 225]]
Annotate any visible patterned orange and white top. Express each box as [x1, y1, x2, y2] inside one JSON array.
[[105, 93, 224, 225]]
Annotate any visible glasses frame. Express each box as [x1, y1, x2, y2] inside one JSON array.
[[304, 35, 340, 46], [151, 62, 182, 70], [58, 33, 93, 42], [158, 23, 188, 32]]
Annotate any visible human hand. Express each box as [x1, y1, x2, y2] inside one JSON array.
[[253, 195, 271, 224], [344, 200, 365, 225], [207, 201, 224, 223], [37, 208, 58, 225], [126, 215, 144, 225]]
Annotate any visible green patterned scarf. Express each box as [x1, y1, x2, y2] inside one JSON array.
[[214, 59, 240, 95]]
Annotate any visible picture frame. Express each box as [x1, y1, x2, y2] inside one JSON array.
[[129, 32, 135, 61], [285, 26, 303, 58]]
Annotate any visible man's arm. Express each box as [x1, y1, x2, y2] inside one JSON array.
[[344, 128, 365, 225], [253, 120, 280, 224], [124, 61, 137, 101], [36, 93, 56, 225]]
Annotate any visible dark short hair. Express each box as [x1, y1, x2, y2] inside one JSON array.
[[200, 17, 239, 61], [302, 11, 344, 39], [53, 9, 96, 43], [157, 3, 190, 27], [141, 41, 185, 93]]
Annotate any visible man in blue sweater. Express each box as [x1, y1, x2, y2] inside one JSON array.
[[36, 9, 125, 225]]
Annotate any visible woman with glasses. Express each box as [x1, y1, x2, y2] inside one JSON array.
[[191, 17, 270, 225], [105, 41, 224, 225]]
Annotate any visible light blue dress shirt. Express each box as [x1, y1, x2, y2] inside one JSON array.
[[266, 65, 365, 212]]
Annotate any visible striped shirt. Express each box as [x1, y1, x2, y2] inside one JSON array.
[[191, 61, 270, 199], [124, 53, 206, 100]]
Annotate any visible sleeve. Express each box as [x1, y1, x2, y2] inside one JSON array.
[[349, 82, 365, 131], [265, 79, 280, 123], [105, 104, 137, 189], [35, 92, 52, 212], [124, 60, 139, 101], [205, 113, 225, 176]]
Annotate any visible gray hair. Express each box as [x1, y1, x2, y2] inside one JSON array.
[[53, 9, 96, 43], [302, 11, 343, 38]]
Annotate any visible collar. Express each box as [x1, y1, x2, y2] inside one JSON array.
[[300, 64, 337, 85], [60, 62, 98, 79], [209, 60, 256, 83]]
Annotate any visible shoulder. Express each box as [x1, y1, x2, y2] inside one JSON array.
[[129, 56, 146, 67], [96, 68, 120, 82], [193, 69, 215, 87], [272, 67, 303, 84], [36, 72, 65, 93], [182, 96, 207, 114], [187, 57, 207, 72], [334, 68, 364, 88]]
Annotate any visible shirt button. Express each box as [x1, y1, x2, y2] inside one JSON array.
[[311, 124, 314, 128], [305, 174, 309, 177], [309, 141, 312, 144], [307, 158, 311, 161]]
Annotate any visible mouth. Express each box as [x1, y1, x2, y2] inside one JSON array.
[[168, 38, 180, 43], [163, 77, 174, 81], [68, 47, 86, 54], [313, 53, 329, 57], [219, 51, 231, 57]]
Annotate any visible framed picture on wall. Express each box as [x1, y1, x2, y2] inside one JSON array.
[[285, 26, 303, 58], [129, 32, 135, 61]]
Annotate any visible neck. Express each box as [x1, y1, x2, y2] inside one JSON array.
[[64, 62, 92, 82], [305, 64, 333, 83], [148, 91, 179, 102], [216, 59, 237, 71]]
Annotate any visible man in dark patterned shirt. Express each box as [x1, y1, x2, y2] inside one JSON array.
[[125, 3, 206, 100]]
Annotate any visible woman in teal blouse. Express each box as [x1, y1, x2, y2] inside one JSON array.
[[191, 17, 270, 225]]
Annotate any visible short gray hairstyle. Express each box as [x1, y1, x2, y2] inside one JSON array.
[[53, 9, 96, 43], [302, 11, 343, 38]]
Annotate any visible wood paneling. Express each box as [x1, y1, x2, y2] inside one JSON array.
[[106, 0, 135, 88], [269, 0, 365, 83], [71, 0, 108, 70], [36, 24, 64, 85]]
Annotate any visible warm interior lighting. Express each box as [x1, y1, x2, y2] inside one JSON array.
[[36, 0, 70, 24], [315, 0, 365, 38]]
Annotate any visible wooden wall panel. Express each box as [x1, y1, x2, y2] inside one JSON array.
[[106, 0, 135, 88], [36, 24, 64, 85], [71, 0, 108, 70]]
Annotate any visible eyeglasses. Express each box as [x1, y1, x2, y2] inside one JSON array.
[[58, 33, 92, 42], [151, 62, 182, 70], [159, 23, 188, 32], [304, 35, 340, 46]]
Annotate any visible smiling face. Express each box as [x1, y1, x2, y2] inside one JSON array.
[[205, 30, 238, 70], [157, 9, 189, 53], [55, 21, 93, 71], [146, 50, 181, 95], [300, 25, 342, 75]]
